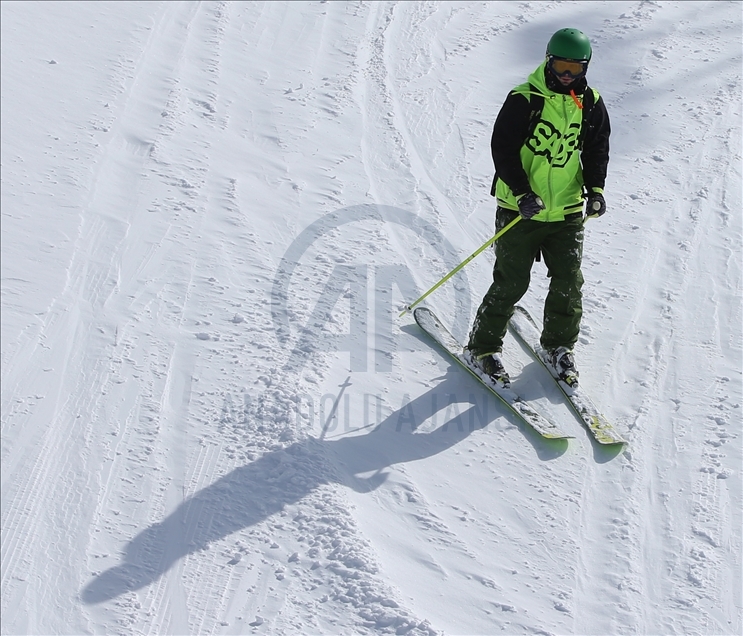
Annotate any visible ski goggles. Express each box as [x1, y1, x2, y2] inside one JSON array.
[[548, 56, 588, 78]]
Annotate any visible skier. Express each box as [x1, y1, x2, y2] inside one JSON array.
[[465, 28, 611, 389]]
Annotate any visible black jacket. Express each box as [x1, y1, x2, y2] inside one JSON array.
[[491, 74, 611, 198]]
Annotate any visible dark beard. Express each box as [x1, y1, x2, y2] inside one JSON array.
[[544, 67, 588, 95]]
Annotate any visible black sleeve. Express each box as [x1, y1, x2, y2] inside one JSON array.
[[491, 92, 532, 197], [581, 95, 611, 191]]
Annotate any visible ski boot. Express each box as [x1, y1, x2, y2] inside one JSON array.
[[545, 346, 579, 390], [464, 350, 511, 389]]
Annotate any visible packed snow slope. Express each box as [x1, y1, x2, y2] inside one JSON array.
[[2, 1, 741, 634]]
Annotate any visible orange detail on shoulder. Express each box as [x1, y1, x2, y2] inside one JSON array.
[[570, 90, 584, 110]]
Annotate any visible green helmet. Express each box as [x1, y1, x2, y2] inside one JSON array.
[[546, 28, 592, 62]]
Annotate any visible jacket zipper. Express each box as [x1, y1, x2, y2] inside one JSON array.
[[546, 94, 574, 222]]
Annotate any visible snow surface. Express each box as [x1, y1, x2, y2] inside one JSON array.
[[1, 1, 741, 634]]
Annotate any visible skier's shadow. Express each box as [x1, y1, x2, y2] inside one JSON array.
[[81, 365, 566, 605]]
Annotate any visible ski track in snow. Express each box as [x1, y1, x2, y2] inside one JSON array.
[[1, 2, 741, 635]]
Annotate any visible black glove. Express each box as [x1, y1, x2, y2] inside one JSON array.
[[517, 191, 545, 219], [586, 190, 606, 217]]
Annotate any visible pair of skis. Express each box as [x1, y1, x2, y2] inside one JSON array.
[[414, 306, 626, 445]]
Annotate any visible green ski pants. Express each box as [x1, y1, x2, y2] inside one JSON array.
[[467, 207, 584, 355]]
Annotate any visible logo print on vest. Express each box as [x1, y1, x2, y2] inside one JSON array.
[[526, 121, 580, 168]]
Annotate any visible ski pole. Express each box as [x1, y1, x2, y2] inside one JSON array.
[[400, 215, 521, 316]]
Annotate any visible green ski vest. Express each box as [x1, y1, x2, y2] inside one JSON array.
[[495, 61, 600, 222]]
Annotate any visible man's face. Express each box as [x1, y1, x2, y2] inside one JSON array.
[[547, 56, 588, 87]]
